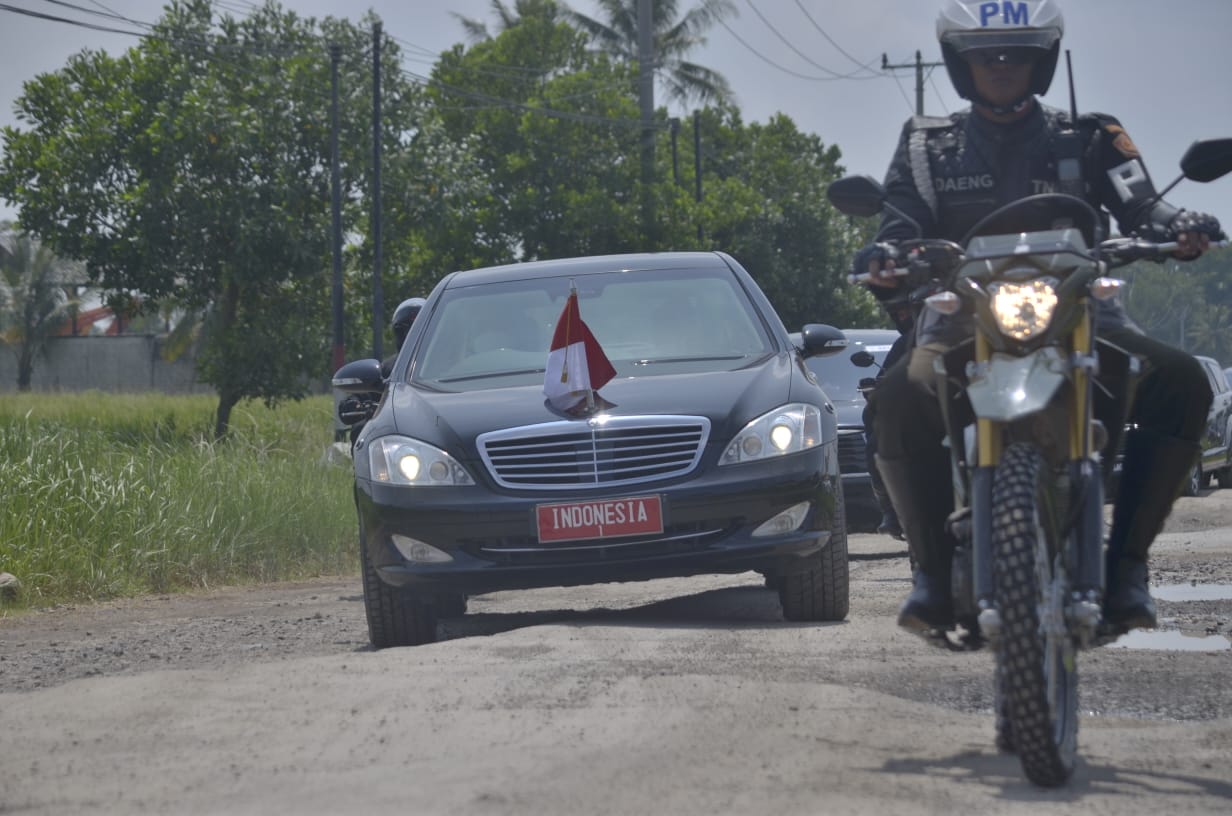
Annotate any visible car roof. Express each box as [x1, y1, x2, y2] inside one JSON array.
[[440, 252, 735, 289]]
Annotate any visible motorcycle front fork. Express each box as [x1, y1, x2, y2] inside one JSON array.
[[958, 458, 1106, 650]]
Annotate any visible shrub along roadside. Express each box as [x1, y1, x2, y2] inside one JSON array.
[[0, 393, 355, 609]]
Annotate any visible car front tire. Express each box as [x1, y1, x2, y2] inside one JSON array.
[[778, 490, 850, 622], [359, 523, 439, 648]]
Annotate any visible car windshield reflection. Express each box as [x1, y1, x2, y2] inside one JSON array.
[[413, 267, 774, 390]]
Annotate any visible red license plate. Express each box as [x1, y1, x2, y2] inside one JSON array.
[[535, 495, 663, 543]]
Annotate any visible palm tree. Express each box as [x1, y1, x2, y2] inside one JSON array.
[[0, 224, 82, 390], [562, 0, 736, 107], [453, 0, 566, 43]]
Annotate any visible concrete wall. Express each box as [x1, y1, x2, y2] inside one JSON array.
[[0, 335, 212, 394]]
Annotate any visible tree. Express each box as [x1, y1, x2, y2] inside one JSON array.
[[672, 107, 881, 329], [562, 0, 736, 107], [453, 0, 567, 43], [1123, 246, 1232, 361], [0, 224, 81, 390], [0, 1, 416, 436], [430, 2, 649, 262]]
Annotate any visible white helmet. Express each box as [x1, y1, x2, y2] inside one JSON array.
[[937, 0, 1065, 103]]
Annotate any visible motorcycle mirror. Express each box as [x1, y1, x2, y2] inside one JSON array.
[[826, 175, 886, 218], [1180, 138, 1232, 183], [850, 350, 878, 368]]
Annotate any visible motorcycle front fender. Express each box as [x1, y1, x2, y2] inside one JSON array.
[[965, 347, 1068, 423]]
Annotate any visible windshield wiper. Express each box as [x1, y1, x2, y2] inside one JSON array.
[[436, 367, 547, 384], [632, 354, 747, 365]]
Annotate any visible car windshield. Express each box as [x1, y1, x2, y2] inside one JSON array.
[[805, 337, 896, 402], [412, 265, 775, 390]]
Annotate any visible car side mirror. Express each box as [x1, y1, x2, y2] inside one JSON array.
[[799, 324, 848, 359], [332, 358, 383, 394]]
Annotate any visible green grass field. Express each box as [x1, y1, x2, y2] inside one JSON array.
[[0, 393, 356, 609]]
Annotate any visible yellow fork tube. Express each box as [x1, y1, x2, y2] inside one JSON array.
[[976, 332, 1000, 467], [1070, 311, 1093, 460]]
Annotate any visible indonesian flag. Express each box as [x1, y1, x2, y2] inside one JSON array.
[[543, 287, 616, 412]]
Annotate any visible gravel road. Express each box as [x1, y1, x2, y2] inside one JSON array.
[[2, 492, 1230, 815]]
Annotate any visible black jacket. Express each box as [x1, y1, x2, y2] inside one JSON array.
[[874, 102, 1182, 337]]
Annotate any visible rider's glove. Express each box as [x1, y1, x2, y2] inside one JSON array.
[[1169, 209, 1226, 242], [851, 242, 903, 296]]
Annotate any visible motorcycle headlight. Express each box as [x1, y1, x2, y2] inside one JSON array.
[[721, 403, 823, 465], [988, 277, 1059, 341], [369, 435, 474, 486]]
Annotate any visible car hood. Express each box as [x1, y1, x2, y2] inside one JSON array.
[[388, 355, 811, 457]]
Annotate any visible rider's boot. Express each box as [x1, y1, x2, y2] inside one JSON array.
[[876, 452, 956, 633], [1104, 428, 1200, 630]]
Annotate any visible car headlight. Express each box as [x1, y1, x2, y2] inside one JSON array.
[[368, 435, 474, 486], [721, 403, 823, 465], [988, 277, 1059, 341]]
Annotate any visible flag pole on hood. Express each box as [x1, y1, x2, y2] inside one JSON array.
[[543, 280, 616, 413]]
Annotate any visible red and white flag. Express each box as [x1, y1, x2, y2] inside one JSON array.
[[543, 287, 616, 412]]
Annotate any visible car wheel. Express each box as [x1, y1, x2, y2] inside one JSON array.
[[359, 524, 438, 648], [778, 492, 850, 622], [1181, 461, 1202, 498], [435, 594, 468, 617]]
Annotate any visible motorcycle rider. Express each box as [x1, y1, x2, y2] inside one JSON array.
[[859, 0, 1223, 635], [382, 296, 427, 378], [863, 300, 913, 541]]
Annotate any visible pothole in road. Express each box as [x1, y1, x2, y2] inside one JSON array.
[[1108, 629, 1231, 652], [1153, 583, 1232, 602]]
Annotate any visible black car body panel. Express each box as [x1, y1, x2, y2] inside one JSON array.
[[799, 329, 901, 532], [350, 252, 844, 600], [1196, 355, 1232, 487]]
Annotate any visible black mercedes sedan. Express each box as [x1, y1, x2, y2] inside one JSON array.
[[334, 252, 850, 648]]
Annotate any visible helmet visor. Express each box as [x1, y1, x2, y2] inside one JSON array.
[[943, 28, 1059, 55]]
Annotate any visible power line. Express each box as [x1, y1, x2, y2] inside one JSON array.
[[716, 16, 878, 82], [789, 0, 882, 73], [742, 0, 877, 79]]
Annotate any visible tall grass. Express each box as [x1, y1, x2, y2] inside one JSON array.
[[0, 393, 356, 609]]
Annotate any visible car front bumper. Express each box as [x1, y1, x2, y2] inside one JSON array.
[[355, 452, 842, 595]]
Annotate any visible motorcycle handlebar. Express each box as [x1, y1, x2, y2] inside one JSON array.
[[849, 236, 1228, 283]]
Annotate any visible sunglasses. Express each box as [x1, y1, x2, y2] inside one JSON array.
[[964, 48, 1039, 67]]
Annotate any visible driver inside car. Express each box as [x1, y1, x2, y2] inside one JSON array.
[[858, 0, 1223, 636]]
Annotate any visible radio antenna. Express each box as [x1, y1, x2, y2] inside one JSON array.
[[1066, 49, 1078, 123]]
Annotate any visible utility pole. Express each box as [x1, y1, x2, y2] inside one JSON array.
[[670, 117, 680, 186], [882, 50, 944, 116], [371, 22, 384, 360], [693, 110, 702, 244], [637, 0, 656, 239], [329, 44, 344, 375]]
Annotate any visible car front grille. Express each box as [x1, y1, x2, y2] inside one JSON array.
[[466, 520, 731, 566], [478, 416, 710, 490], [837, 429, 868, 475]]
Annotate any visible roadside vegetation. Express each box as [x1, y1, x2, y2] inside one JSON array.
[[0, 393, 355, 610]]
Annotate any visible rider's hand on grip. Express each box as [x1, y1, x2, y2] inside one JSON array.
[[1170, 210, 1225, 259], [849, 242, 902, 287]]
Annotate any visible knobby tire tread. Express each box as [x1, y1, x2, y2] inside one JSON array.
[[992, 442, 1077, 787]]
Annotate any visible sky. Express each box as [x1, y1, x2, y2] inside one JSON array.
[[2, 0, 1232, 225]]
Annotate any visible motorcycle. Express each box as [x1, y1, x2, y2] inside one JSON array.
[[826, 136, 1232, 787]]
